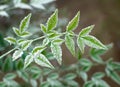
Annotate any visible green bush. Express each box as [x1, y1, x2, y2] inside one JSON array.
[[0, 9, 120, 87]]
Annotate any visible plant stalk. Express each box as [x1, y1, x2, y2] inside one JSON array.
[[32, 36, 46, 42], [0, 47, 17, 59]]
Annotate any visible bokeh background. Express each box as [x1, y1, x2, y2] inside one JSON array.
[[0, 0, 120, 87]]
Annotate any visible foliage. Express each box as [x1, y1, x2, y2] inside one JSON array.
[[0, 9, 120, 87], [0, 0, 55, 17]]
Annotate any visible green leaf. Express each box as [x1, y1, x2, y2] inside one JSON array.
[[21, 40, 32, 51], [77, 37, 85, 53], [19, 13, 31, 33], [48, 31, 60, 40], [47, 9, 58, 31], [20, 31, 31, 37], [12, 49, 23, 61], [90, 55, 103, 64], [2, 57, 13, 72], [65, 35, 75, 56], [79, 58, 92, 72], [15, 59, 24, 70], [48, 80, 63, 87], [84, 81, 94, 87], [42, 38, 50, 46], [90, 48, 106, 64], [0, 82, 6, 87], [40, 24, 47, 33], [66, 11, 80, 31], [107, 59, 120, 70], [68, 31, 75, 36], [92, 72, 105, 79], [29, 66, 42, 80], [5, 80, 19, 87], [90, 44, 113, 63], [30, 66, 41, 79], [64, 73, 76, 80], [79, 71, 88, 82], [46, 52, 54, 60], [51, 43, 62, 65], [43, 68, 52, 75], [17, 71, 29, 82], [106, 68, 120, 85], [34, 54, 54, 69], [24, 54, 34, 68], [79, 25, 94, 36], [30, 79, 37, 87], [48, 73, 59, 79], [90, 48, 107, 56], [30, 66, 41, 74], [4, 73, 16, 80], [13, 27, 21, 36], [32, 46, 46, 54], [41, 81, 50, 87], [82, 66, 92, 72], [52, 38, 64, 45], [66, 80, 79, 87], [98, 80, 110, 87], [111, 62, 120, 70], [79, 58, 92, 66], [17, 39, 25, 45], [31, 73, 41, 80], [82, 35, 107, 49], [4, 37, 16, 45]]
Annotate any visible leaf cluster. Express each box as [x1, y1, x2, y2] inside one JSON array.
[[0, 9, 120, 87]]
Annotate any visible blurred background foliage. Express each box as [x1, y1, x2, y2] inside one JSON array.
[[0, 0, 120, 87]]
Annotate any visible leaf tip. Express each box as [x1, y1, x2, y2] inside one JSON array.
[[91, 24, 95, 29], [28, 13, 32, 18], [77, 11, 80, 17], [55, 9, 58, 14]]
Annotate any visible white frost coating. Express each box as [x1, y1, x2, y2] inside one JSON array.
[[34, 54, 54, 68], [12, 49, 23, 61], [51, 44, 62, 65], [22, 40, 32, 51], [24, 54, 34, 68]]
